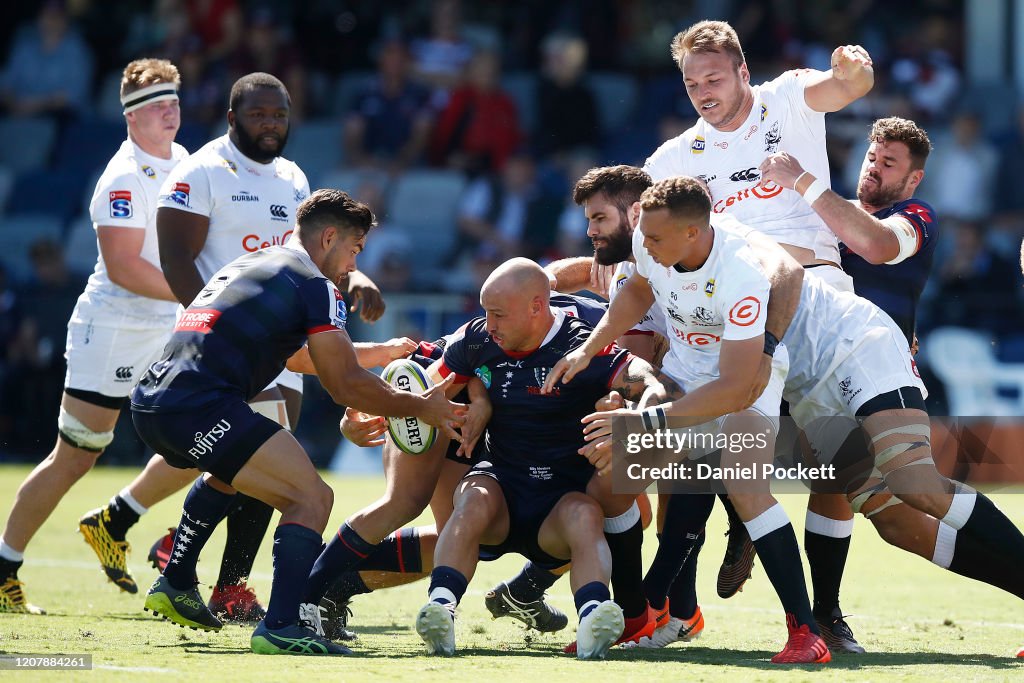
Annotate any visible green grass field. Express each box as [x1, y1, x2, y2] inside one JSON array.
[[0, 465, 1022, 682]]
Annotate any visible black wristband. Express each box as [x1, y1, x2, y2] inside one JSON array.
[[763, 331, 780, 356], [641, 406, 667, 431]]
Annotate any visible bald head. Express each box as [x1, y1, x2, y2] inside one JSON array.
[[481, 257, 551, 303], [480, 258, 554, 353]]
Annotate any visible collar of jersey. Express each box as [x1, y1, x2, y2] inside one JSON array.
[[501, 308, 566, 359], [282, 238, 329, 280], [225, 135, 276, 175]]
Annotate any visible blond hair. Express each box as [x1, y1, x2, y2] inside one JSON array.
[[120, 58, 181, 99], [670, 20, 745, 72]]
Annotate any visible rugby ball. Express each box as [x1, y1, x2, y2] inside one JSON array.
[[382, 358, 437, 455]]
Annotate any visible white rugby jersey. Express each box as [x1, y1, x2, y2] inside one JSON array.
[[644, 70, 838, 263], [609, 260, 667, 338], [633, 221, 769, 387], [83, 138, 189, 319], [157, 134, 310, 282]]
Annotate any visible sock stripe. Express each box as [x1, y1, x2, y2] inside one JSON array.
[[336, 531, 369, 559], [396, 528, 405, 573]]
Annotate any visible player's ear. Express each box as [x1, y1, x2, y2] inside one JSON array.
[[629, 201, 641, 228], [227, 109, 236, 128], [908, 169, 925, 192]]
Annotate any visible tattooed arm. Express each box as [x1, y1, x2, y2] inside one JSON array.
[[608, 355, 685, 409]]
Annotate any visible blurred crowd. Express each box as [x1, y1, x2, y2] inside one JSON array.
[[0, 0, 1021, 461]]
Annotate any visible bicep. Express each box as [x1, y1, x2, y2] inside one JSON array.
[[156, 207, 209, 259], [718, 337, 763, 386], [97, 226, 145, 264], [801, 69, 855, 113], [608, 355, 658, 404], [307, 328, 362, 386]]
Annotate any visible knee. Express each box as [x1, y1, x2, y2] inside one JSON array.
[[53, 442, 102, 477], [305, 480, 333, 528], [564, 495, 604, 536]]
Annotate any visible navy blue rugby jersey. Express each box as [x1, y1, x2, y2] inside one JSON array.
[[410, 293, 608, 368], [132, 243, 346, 411], [439, 309, 630, 482], [840, 198, 938, 345]]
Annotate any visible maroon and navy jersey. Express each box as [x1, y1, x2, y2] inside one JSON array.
[[439, 310, 630, 486], [840, 198, 938, 344], [132, 244, 346, 411], [410, 293, 608, 368]]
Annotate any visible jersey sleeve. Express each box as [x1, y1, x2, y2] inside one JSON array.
[[774, 69, 827, 136], [301, 277, 348, 336], [439, 319, 484, 383], [90, 170, 147, 229], [718, 257, 770, 341], [886, 200, 936, 264], [582, 343, 633, 390], [642, 136, 689, 182], [157, 156, 212, 217]]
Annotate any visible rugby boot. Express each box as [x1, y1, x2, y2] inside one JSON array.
[[770, 613, 831, 664], [143, 575, 222, 631], [566, 602, 654, 653], [636, 604, 704, 648], [718, 516, 756, 599], [484, 581, 568, 632], [78, 507, 137, 594], [251, 620, 351, 655], [575, 600, 625, 660], [320, 595, 358, 641], [147, 528, 175, 571], [208, 581, 266, 623], [416, 601, 456, 656], [0, 576, 45, 614], [815, 607, 866, 654]]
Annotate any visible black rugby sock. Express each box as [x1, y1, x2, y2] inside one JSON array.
[[605, 502, 647, 619], [163, 477, 234, 591], [216, 494, 274, 588], [805, 530, 852, 620], [953, 493, 1024, 576], [643, 493, 714, 610], [667, 529, 704, 619], [323, 571, 372, 605], [746, 509, 817, 632], [103, 495, 140, 539]]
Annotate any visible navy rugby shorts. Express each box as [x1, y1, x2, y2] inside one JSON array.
[[132, 398, 282, 485]]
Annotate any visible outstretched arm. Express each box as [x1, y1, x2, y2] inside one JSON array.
[[802, 45, 874, 113]]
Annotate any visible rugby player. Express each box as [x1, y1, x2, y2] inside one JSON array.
[[133, 188, 464, 655], [78, 73, 387, 622], [641, 19, 875, 650], [552, 176, 1024, 659], [0, 59, 187, 612], [412, 258, 675, 659]]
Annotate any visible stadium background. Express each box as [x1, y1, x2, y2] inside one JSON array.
[[0, 0, 1021, 475]]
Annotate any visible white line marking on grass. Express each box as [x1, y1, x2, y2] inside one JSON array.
[[97, 665, 177, 673]]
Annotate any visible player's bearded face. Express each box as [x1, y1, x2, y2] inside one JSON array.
[[231, 87, 291, 163], [593, 211, 632, 265]]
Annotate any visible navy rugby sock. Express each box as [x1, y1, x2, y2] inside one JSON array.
[[947, 526, 1024, 599], [643, 493, 714, 610], [804, 513, 853, 620], [948, 492, 1024, 570], [506, 561, 560, 603], [264, 524, 323, 629], [357, 527, 422, 572], [574, 581, 611, 620], [163, 477, 234, 591], [304, 523, 376, 604], [428, 565, 468, 607], [216, 494, 274, 588]]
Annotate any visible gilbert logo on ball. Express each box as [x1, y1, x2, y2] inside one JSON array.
[[382, 359, 437, 455]]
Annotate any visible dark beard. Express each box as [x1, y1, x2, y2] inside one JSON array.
[[857, 174, 909, 209], [593, 218, 633, 265], [233, 124, 289, 164]]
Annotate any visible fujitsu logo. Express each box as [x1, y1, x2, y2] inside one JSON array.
[[188, 419, 232, 458]]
